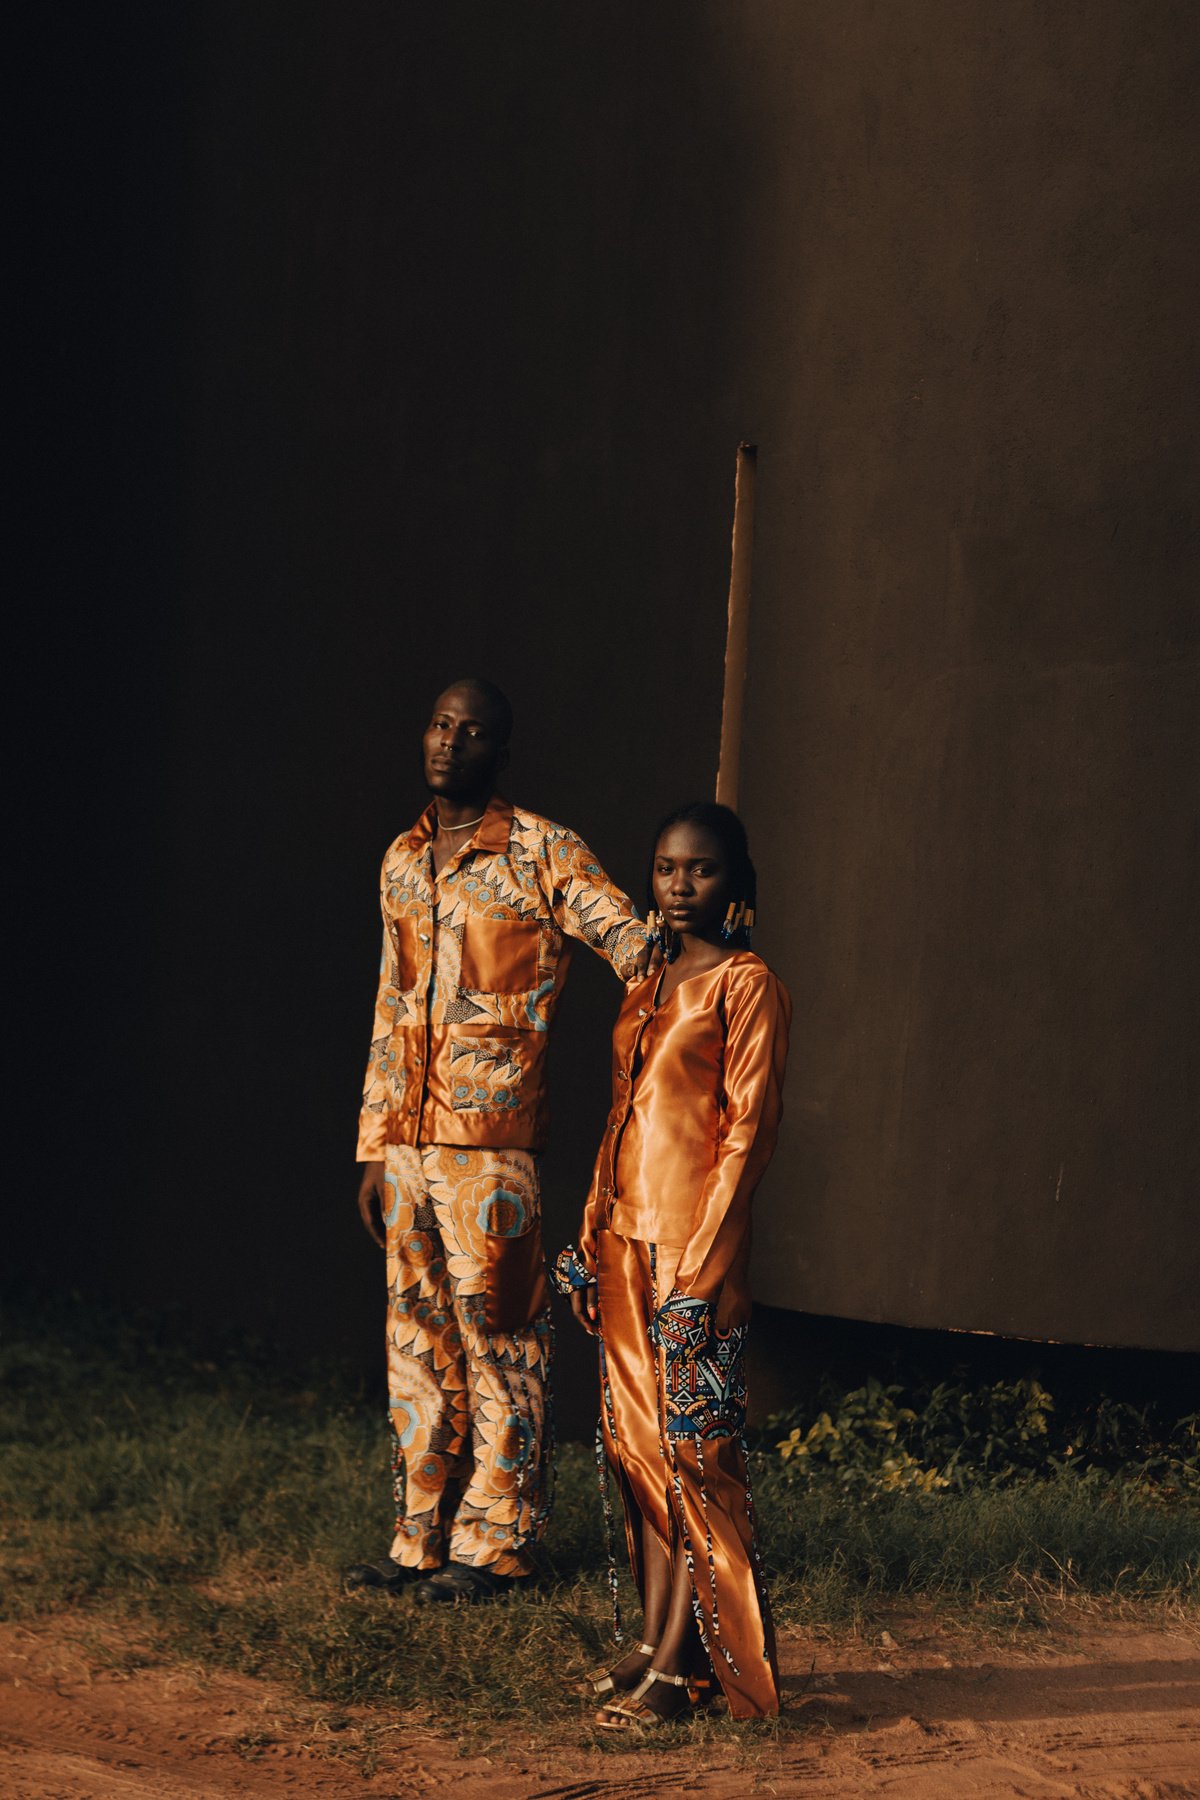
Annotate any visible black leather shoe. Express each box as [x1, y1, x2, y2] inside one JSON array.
[[342, 1555, 424, 1595], [410, 1560, 529, 1605]]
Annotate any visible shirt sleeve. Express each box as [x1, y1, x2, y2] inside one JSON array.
[[541, 828, 646, 980], [356, 912, 397, 1162], [671, 966, 792, 1301]]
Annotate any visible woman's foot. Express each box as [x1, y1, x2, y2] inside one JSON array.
[[595, 1666, 693, 1730], [581, 1640, 658, 1699]]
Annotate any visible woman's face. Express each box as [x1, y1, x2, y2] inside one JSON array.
[[652, 822, 732, 943]]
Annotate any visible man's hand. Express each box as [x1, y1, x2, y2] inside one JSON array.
[[630, 936, 665, 983], [569, 1283, 599, 1337], [356, 1159, 388, 1248]]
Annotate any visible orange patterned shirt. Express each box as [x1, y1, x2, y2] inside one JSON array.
[[357, 793, 646, 1158]]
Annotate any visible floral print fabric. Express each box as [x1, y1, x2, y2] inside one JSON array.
[[384, 1142, 552, 1574], [358, 795, 645, 1158]]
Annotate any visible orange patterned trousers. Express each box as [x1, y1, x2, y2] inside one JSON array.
[[383, 1143, 552, 1574]]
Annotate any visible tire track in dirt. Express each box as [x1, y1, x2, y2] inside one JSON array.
[[3, 1611, 1199, 1800]]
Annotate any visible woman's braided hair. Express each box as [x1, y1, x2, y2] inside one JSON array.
[[645, 801, 757, 949]]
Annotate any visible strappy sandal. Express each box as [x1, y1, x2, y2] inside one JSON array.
[[595, 1667, 693, 1731], [578, 1641, 658, 1699]]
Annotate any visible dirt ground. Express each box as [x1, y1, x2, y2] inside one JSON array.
[[2, 1607, 1198, 1800]]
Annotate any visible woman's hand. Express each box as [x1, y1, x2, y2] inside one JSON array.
[[570, 1283, 599, 1336]]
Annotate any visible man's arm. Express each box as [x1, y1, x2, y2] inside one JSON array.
[[355, 920, 394, 1249], [541, 827, 656, 980], [357, 1160, 387, 1247]]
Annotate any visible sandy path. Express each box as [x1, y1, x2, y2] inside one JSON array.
[[2, 1609, 1198, 1799]]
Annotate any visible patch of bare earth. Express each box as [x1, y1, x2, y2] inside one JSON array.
[[2, 1606, 1198, 1800]]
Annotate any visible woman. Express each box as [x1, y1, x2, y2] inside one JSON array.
[[553, 802, 791, 1727]]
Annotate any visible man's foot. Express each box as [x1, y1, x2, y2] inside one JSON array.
[[342, 1555, 426, 1595], [411, 1560, 530, 1605]]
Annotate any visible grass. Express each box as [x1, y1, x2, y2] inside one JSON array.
[[2, 1299, 1198, 1750]]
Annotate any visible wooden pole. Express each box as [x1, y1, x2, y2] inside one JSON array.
[[715, 442, 757, 808]]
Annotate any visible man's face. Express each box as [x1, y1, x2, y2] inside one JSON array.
[[422, 685, 509, 799]]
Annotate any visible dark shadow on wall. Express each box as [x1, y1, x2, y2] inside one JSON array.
[[22, 1, 1196, 1440], [17, 3, 760, 1437], [745, 1304, 1200, 1431]]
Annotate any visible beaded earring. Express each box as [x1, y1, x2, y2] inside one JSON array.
[[721, 902, 756, 945], [645, 910, 680, 962]]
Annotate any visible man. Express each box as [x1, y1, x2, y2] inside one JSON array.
[[347, 676, 650, 1603]]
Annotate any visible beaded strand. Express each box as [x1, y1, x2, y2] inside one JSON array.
[[696, 1435, 741, 1674], [664, 1433, 715, 1661], [739, 1431, 772, 1661], [596, 1335, 625, 1642]]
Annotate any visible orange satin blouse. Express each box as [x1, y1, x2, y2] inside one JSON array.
[[579, 953, 791, 1323]]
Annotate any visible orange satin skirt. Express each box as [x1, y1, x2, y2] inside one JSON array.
[[594, 1229, 779, 1719]]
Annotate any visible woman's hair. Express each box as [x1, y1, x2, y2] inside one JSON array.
[[646, 801, 757, 947]]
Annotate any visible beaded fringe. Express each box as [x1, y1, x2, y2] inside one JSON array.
[[740, 1430, 772, 1662], [390, 1428, 406, 1541], [664, 1432, 740, 1673], [595, 1336, 625, 1642], [595, 1239, 771, 1678]]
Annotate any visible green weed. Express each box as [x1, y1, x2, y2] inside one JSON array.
[[771, 1373, 1200, 1500], [2, 1302, 1197, 1742]]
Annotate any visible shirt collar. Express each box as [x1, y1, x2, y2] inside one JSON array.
[[405, 791, 514, 856]]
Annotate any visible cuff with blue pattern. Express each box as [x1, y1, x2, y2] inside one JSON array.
[[550, 1243, 596, 1296]]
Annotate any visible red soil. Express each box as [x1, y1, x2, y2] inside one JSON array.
[[2, 1607, 1198, 1798]]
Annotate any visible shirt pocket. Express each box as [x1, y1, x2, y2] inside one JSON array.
[[449, 1035, 526, 1114], [485, 1223, 549, 1333], [459, 914, 540, 994], [387, 914, 422, 992]]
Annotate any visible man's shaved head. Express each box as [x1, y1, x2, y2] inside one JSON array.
[[422, 678, 513, 803], [438, 676, 514, 746]]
